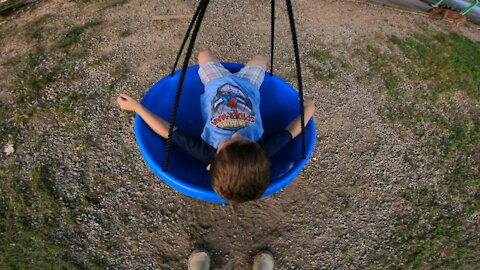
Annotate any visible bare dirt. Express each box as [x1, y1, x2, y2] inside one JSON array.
[[1, 0, 479, 269]]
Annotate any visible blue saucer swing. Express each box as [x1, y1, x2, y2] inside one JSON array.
[[134, 0, 316, 203]]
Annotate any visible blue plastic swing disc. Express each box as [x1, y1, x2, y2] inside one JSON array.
[[135, 63, 315, 203]]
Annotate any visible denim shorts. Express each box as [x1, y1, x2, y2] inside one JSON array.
[[198, 62, 266, 90]]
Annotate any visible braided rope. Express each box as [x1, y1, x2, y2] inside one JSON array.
[[170, 1, 202, 76], [285, 0, 305, 159], [163, 0, 210, 171], [270, 0, 275, 76]]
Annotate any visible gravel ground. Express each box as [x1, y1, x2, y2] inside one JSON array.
[[1, 0, 479, 269]]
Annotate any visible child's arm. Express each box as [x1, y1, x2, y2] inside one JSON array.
[[286, 99, 315, 138], [116, 94, 172, 139]]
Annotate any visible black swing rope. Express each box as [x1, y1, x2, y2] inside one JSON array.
[[163, 0, 305, 171], [163, 0, 210, 171], [285, 0, 306, 159], [270, 0, 275, 77], [170, 0, 203, 77]]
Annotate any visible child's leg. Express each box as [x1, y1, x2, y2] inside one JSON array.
[[198, 50, 231, 85], [245, 55, 268, 70], [198, 50, 219, 65], [235, 55, 268, 90]]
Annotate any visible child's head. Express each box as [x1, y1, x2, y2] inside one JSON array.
[[210, 138, 270, 203]]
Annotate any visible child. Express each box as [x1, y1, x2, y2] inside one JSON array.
[[117, 51, 315, 203]]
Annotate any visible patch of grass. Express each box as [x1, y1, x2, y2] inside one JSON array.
[[53, 93, 90, 119], [107, 62, 130, 94], [15, 45, 82, 104], [72, 133, 96, 153], [10, 17, 97, 133], [110, 62, 129, 81], [356, 44, 403, 99], [0, 165, 75, 269], [119, 151, 129, 163], [56, 21, 101, 48], [340, 204, 352, 215], [306, 48, 351, 81], [118, 29, 131, 38], [388, 33, 480, 101], [86, 54, 109, 68], [23, 14, 53, 42], [0, 164, 109, 269], [0, 103, 13, 145], [363, 33, 480, 269]]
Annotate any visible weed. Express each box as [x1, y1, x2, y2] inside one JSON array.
[[340, 204, 352, 215], [72, 133, 96, 153], [53, 93, 89, 119], [119, 151, 130, 163], [107, 62, 130, 93], [119, 29, 131, 38], [110, 62, 129, 81], [86, 54, 109, 68], [56, 21, 102, 48]]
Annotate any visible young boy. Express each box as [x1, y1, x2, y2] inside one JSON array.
[[117, 51, 315, 203]]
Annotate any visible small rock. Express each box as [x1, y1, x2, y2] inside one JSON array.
[[4, 144, 14, 155]]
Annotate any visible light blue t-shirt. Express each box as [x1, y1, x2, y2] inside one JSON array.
[[200, 75, 263, 148]]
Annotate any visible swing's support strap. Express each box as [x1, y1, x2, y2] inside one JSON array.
[[163, 0, 210, 171], [170, 1, 203, 76], [286, 0, 306, 159], [270, 0, 275, 77]]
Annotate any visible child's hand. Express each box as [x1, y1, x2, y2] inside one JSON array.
[[117, 94, 140, 111]]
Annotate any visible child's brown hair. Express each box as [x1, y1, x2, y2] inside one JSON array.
[[210, 140, 271, 203]]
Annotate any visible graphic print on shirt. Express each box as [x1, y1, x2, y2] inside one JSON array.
[[210, 83, 255, 131]]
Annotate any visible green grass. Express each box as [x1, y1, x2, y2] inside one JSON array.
[[0, 165, 76, 269], [360, 32, 480, 269], [54, 93, 92, 119], [118, 29, 131, 38], [306, 48, 351, 81], [0, 165, 108, 269], [8, 18, 100, 132], [14, 20, 100, 105], [56, 21, 102, 48], [106, 62, 130, 94], [72, 133, 96, 153], [388, 33, 480, 100], [110, 62, 129, 81], [0, 12, 115, 269]]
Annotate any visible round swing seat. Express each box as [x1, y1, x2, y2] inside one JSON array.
[[135, 63, 315, 203]]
